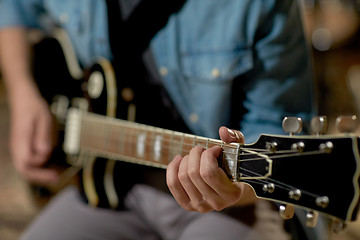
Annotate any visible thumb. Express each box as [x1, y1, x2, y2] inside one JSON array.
[[219, 126, 245, 144]]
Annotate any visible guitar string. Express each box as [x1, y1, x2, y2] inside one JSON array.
[[84, 118, 241, 149], [82, 144, 324, 201], [82, 139, 323, 200], [82, 118, 333, 160], [81, 127, 326, 163], [82, 121, 326, 154], [82, 120, 328, 194], [236, 150, 326, 162], [226, 149, 324, 198], [238, 167, 322, 199], [83, 114, 338, 151], [76, 118, 332, 206], [81, 126, 326, 200]]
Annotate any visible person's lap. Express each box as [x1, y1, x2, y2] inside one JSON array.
[[21, 185, 290, 240]]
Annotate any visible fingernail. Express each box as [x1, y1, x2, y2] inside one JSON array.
[[173, 154, 182, 161], [227, 128, 238, 139]]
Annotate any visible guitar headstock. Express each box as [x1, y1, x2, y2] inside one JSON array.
[[221, 116, 360, 231]]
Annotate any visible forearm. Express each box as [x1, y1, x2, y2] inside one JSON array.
[[0, 27, 38, 99]]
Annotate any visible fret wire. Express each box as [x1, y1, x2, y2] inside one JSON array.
[[82, 131, 325, 164], [83, 120, 257, 160], [128, 127, 134, 157], [82, 114, 238, 146], [86, 138, 235, 157], [81, 116, 325, 163], [161, 128, 167, 163], [83, 136, 322, 200], [82, 120, 239, 160], [154, 127, 160, 162], [84, 131, 202, 163], [82, 117, 237, 149], [119, 126, 126, 155], [136, 126, 144, 159], [79, 116, 326, 201], [150, 127, 155, 162], [144, 126, 150, 160], [180, 133, 184, 158], [84, 133, 321, 164], [168, 131, 174, 162], [149, 127, 155, 162], [159, 128, 166, 164]]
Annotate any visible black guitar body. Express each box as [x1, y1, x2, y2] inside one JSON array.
[[32, 34, 190, 209], [83, 57, 195, 209], [32, 37, 84, 106]]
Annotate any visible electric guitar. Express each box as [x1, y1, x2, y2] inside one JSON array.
[[34, 29, 360, 231]]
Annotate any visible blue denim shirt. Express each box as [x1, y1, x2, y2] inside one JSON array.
[[0, 0, 314, 143]]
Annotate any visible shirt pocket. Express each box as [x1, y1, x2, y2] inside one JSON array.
[[181, 46, 253, 84], [45, 0, 82, 31]]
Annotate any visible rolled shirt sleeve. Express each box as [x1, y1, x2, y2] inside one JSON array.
[[0, 0, 42, 29]]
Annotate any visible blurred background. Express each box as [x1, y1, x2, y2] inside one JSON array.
[[2, 0, 360, 239], [303, 0, 360, 131]]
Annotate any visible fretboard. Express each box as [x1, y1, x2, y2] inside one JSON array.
[[64, 109, 242, 179]]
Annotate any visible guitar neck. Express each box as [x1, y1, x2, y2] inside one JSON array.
[[64, 108, 360, 222], [64, 109, 241, 179]]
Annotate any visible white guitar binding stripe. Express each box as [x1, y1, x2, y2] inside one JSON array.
[[64, 108, 82, 155]]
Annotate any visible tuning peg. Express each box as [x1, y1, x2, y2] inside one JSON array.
[[289, 189, 302, 200], [306, 211, 319, 227], [311, 116, 328, 135], [279, 204, 295, 220], [282, 117, 303, 136], [336, 115, 358, 133], [332, 219, 347, 234]]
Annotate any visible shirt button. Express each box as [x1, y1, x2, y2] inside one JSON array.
[[60, 13, 69, 24], [159, 67, 168, 77], [211, 68, 220, 78], [189, 113, 199, 123]]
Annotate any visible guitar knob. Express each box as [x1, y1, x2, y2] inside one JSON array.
[[50, 95, 70, 123], [311, 116, 328, 135], [88, 71, 104, 99], [279, 204, 295, 220], [306, 211, 319, 227], [282, 117, 303, 136], [336, 115, 357, 133]]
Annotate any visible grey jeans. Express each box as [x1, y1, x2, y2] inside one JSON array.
[[21, 185, 290, 240]]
